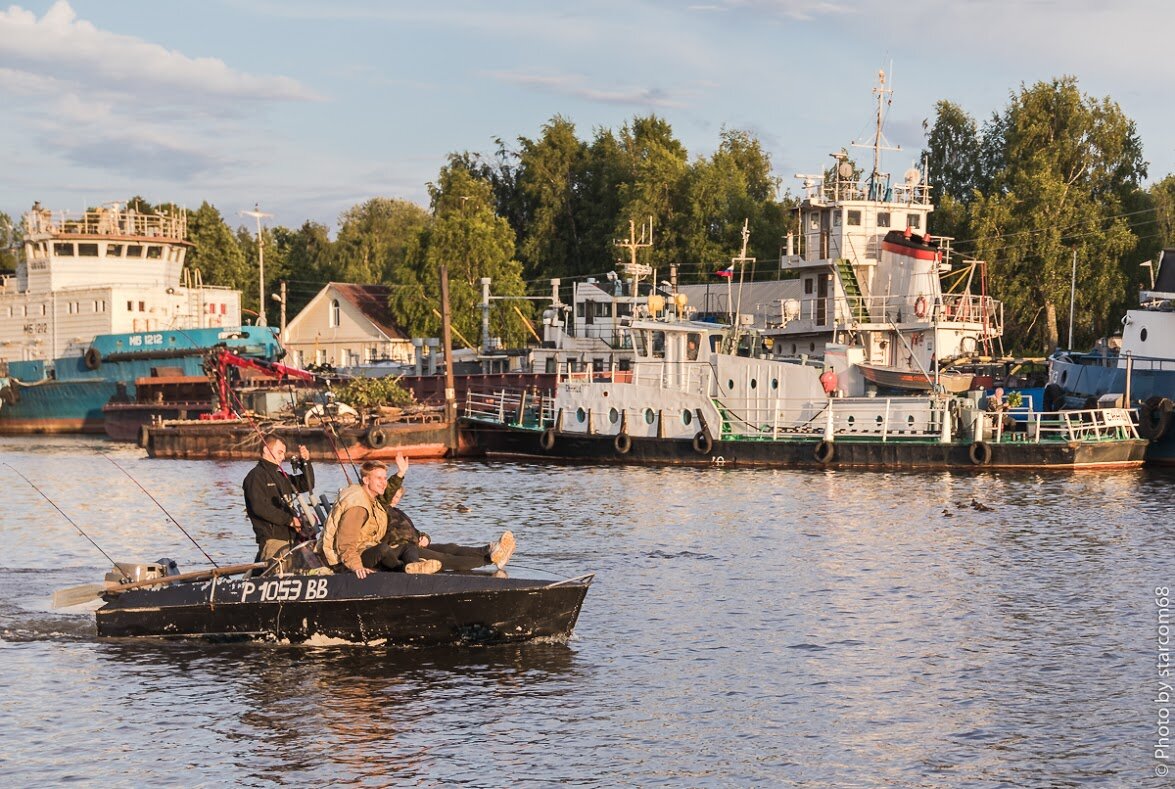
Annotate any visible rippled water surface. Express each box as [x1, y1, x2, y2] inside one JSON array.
[[1, 435, 1172, 786]]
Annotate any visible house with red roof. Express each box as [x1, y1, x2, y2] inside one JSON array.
[[282, 283, 411, 368]]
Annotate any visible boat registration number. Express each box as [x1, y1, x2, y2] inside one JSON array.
[[240, 577, 330, 603], [128, 333, 165, 347]]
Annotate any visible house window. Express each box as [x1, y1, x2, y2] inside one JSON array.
[[139, 301, 145, 312], [907, 214, 921, 229], [877, 212, 890, 228], [329, 299, 340, 328], [127, 301, 134, 311], [316, 349, 326, 365], [847, 210, 861, 226], [804, 278, 814, 295]]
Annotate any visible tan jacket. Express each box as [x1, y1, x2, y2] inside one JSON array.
[[318, 484, 388, 569]]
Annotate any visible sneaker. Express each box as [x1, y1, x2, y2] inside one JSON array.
[[404, 559, 441, 575], [492, 569, 508, 579], [489, 530, 515, 569]]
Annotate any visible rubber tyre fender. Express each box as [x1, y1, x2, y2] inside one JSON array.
[[0, 386, 16, 405], [1138, 396, 1174, 442], [365, 426, 388, 449], [969, 441, 992, 465], [1042, 383, 1065, 413], [84, 347, 101, 370], [539, 427, 556, 451], [613, 432, 632, 455], [814, 440, 835, 465], [691, 431, 712, 455]]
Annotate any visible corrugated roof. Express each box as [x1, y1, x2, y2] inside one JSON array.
[[330, 283, 409, 340]]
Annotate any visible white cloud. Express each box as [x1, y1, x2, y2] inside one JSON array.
[[0, 1, 321, 102], [488, 70, 690, 109]]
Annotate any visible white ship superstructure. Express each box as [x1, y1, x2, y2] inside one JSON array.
[[0, 202, 241, 362], [763, 72, 1002, 392]]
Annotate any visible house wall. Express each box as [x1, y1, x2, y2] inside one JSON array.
[[283, 287, 412, 368]]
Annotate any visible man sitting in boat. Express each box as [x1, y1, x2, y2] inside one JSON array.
[[242, 435, 315, 564], [985, 387, 1017, 434], [318, 460, 516, 578]]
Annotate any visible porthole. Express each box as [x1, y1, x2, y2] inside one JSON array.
[[644, 408, 655, 424], [1141, 327, 1149, 342], [847, 415, 855, 424], [576, 407, 586, 424], [876, 415, 884, 424], [810, 343, 816, 352], [608, 407, 620, 424], [682, 410, 693, 426], [750, 379, 758, 390], [727, 379, 735, 390], [907, 414, 915, 426], [771, 379, 779, 390]]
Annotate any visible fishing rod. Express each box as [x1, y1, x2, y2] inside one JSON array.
[[5, 462, 130, 581], [102, 454, 218, 568]]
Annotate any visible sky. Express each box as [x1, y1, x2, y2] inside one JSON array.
[[1, 0, 1172, 239]]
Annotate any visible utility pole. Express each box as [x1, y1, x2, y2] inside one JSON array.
[[440, 264, 458, 428], [270, 280, 288, 342], [241, 204, 273, 327], [1068, 249, 1077, 350]]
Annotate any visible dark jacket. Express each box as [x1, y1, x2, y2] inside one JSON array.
[[385, 506, 423, 547], [242, 458, 314, 544]]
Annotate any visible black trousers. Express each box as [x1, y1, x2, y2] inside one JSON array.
[[405, 542, 491, 572]]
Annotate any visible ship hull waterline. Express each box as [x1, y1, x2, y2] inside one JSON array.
[[465, 423, 1148, 471]]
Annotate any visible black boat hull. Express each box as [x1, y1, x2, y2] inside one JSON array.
[[465, 422, 1148, 470], [96, 572, 592, 645]]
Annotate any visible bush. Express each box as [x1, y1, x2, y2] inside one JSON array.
[[332, 376, 415, 408]]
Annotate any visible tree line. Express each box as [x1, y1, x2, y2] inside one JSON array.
[[2, 75, 1173, 353]]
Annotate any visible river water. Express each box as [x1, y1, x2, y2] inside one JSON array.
[[1, 435, 1172, 787]]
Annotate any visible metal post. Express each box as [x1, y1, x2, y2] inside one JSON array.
[[440, 265, 457, 425], [480, 277, 492, 355], [1068, 249, 1077, 349], [278, 280, 287, 341], [241, 204, 272, 327]]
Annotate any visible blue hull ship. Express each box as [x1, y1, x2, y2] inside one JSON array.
[[0, 326, 283, 434], [1048, 248, 1175, 465]]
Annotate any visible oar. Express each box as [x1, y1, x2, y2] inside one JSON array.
[[53, 561, 266, 608]]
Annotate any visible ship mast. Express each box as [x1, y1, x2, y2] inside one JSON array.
[[853, 69, 901, 199]]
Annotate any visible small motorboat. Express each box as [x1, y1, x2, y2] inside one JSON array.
[[62, 560, 593, 646]]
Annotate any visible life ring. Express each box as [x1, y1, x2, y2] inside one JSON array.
[[969, 441, 991, 465], [914, 295, 928, 319], [1138, 396, 1174, 441], [814, 440, 835, 464], [84, 347, 102, 370], [365, 426, 388, 449], [614, 432, 632, 454], [539, 428, 556, 450], [691, 431, 712, 455], [0, 386, 16, 405], [1042, 383, 1065, 413]]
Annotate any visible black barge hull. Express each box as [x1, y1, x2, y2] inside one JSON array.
[[96, 572, 592, 646], [465, 423, 1148, 470]]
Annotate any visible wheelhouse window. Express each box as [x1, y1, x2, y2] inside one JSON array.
[[877, 212, 891, 228], [53, 243, 74, 256], [78, 243, 99, 257], [107, 244, 123, 257], [146, 246, 162, 259], [846, 210, 861, 226], [907, 214, 921, 229], [651, 331, 666, 359], [329, 299, 340, 328], [686, 332, 701, 361], [127, 245, 143, 257], [631, 329, 648, 358]]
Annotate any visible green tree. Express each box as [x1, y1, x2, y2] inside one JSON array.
[[186, 202, 253, 313], [968, 77, 1146, 351], [921, 100, 982, 243], [0, 211, 18, 272], [615, 115, 689, 270], [513, 116, 587, 279], [388, 160, 529, 348], [332, 198, 431, 284], [273, 221, 335, 316]]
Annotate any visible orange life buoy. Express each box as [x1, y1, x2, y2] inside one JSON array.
[[914, 295, 927, 319]]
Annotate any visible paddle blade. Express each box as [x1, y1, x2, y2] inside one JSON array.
[[52, 582, 114, 608]]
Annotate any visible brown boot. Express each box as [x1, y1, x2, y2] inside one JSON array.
[[404, 559, 441, 575]]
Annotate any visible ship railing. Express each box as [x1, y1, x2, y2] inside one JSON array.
[[987, 406, 1139, 443], [22, 206, 187, 239], [717, 397, 947, 440], [464, 387, 554, 429], [832, 293, 1002, 330]]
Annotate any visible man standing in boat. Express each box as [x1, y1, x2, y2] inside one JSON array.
[[242, 435, 315, 563]]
